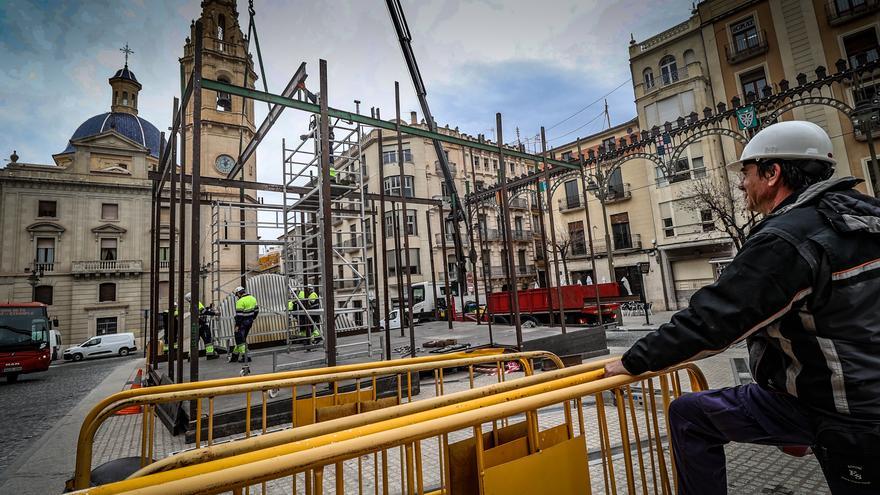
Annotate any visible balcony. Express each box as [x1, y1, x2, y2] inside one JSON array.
[[558, 198, 583, 212], [508, 197, 530, 209], [659, 67, 689, 88], [825, 0, 879, 26], [613, 233, 643, 252], [72, 259, 143, 278], [605, 183, 632, 203], [434, 233, 470, 246], [511, 229, 533, 242], [158, 260, 170, 270], [725, 30, 769, 65], [31, 262, 55, 273], [487, 265, 536, 279]]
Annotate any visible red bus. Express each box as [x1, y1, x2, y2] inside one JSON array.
[[0, 303, 52, 383]]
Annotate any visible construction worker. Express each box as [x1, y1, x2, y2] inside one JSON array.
[[185, 293, 218, 359], [231, 286, 259, 363], [162, 305, 179, 355], [307, 287, 322, 344], [287, 289, 303, 337], [605, 121, 880, 494]]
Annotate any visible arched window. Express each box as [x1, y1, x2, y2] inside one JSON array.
[[99, 282, 116, 302], [643, 68, 655, 89], [660, 56, 678, 85], [683, 49, 697, 66], [217, 14, 226, 41], [216, 75, 232, 112], [114, 91, 119, 105], [122, 91, 129, 106], [131, 93, 136, 107]]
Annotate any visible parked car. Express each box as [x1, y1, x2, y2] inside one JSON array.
[[63, 333, 136, 362]]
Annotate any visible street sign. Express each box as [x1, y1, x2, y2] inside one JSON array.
[[736, 105, 760, 129]]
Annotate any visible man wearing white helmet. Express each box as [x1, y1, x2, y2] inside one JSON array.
[[605, 121, 880, 493], [185, 292, 218, 360], [231, 286, 259, 363]]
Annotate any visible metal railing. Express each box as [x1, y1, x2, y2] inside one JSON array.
[[558, 198, 583, 211], [77, 360, 709, 495], [605, 182, 632, 203], [68, 349, 561, 490], [725, 30, 769, 64], [825, 0, 879, 26], [71, 259, 143, 274]]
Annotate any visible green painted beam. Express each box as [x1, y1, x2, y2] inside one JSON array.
[[201, 78, 579, 171]]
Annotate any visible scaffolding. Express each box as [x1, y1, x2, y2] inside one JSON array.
[[282, 110, 373, 361]]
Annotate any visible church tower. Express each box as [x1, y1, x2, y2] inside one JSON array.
[[180, 0, 260, 298], [180, 0, 258, 183]]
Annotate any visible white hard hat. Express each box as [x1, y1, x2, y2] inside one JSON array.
[[184, 292, 192, 302], [233, 286, 245, 295], [727, 120, 836, 173]]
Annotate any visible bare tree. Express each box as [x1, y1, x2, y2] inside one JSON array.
[[548, 229, 575, 285], [679, 175, 759, 251]]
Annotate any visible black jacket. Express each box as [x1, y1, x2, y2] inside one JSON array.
[[622, 177, 880, 418]]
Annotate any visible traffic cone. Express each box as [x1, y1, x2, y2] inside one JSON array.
[[115, 368, 143, 415]]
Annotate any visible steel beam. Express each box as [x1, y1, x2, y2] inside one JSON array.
[[200, 78, 577, 170]]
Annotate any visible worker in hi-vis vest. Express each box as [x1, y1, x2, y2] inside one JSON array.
[[184, 292, 218, 359], [231, 286, 259, 363]]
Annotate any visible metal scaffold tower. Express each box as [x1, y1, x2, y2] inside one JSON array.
[[282, 108, 373, 362]]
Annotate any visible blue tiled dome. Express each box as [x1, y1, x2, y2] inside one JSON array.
[[61, 112, 163, 158]]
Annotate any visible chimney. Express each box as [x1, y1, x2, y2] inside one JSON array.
[[410, 111, 417, 125]]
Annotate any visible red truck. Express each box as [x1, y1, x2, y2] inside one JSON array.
[[0, 303, 53, 383], [487, 283, 622, 327]]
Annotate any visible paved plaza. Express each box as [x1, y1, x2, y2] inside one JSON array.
[[0, 313, 828, 494]]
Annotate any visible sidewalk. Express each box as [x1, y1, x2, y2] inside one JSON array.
[[50, 316, 828, 494], [0, 357, 142, 495]]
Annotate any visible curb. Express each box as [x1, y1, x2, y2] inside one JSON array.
[[0, 358, 143, 495]]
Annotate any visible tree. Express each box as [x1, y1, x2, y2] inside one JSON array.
[[548, 229, 575, 285], [679, 174, 758, 251]]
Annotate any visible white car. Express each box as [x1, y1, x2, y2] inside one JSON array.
[[63, 333, 136, 361], [379, 309, 410, 331]]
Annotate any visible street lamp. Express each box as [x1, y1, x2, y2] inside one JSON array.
[[26, 260, 45, 301]]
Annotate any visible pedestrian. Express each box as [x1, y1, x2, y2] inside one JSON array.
[[184, 292, 218, 359], [605, 121, 880, 494], [307, 288, 322, 344], [231, 286, 259, 363]]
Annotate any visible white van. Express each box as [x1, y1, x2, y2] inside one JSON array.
[[63, 333, 136, 362], [48, 329, 62, 360]]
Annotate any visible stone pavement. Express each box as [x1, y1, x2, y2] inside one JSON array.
[[70, 312, 828, 494]]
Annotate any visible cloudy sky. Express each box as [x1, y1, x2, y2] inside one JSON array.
[[0, 0, 692, 182]]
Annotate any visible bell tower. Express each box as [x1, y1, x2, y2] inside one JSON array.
[[180, 0, 258, 182]]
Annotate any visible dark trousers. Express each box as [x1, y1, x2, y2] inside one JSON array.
[[234, 317, 254, 347], [198, 322, 212, 344], [669, 383, 879, 494]]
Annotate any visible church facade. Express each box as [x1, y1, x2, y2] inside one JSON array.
[[0, 0, 258, 348]]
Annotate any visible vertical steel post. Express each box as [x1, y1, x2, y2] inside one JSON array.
[[467, 147, 493, 343], [167, 122, 177, 380], [601, 196, 616, 283], [540, 127, 566, 333], [174, 97, 186, 382], [464, 148, 481, 326], [179, 60, 198, 385], [425, 210, 439, 320], [149, 144, 163, 370], [375, 113, 392, 361], [577, 143, 603, 326], [439, 202, 453, 330], [395, 82, 416, 356], [391, 201, 405, 336], [496, 114, 523, 348], [188, 21, 204, 378], [533, 151, 551, 302], [318, 60, 337, 366]]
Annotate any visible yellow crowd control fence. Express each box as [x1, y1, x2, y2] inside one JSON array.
[[70, 349, 562, 490], [74, 359, 708, 495]]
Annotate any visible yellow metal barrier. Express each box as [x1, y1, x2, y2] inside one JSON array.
[[71, 349, 560, 490], [74, 360, 707, 494]]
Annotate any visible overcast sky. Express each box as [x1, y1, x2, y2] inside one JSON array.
[[1, 0, 694, 172]]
